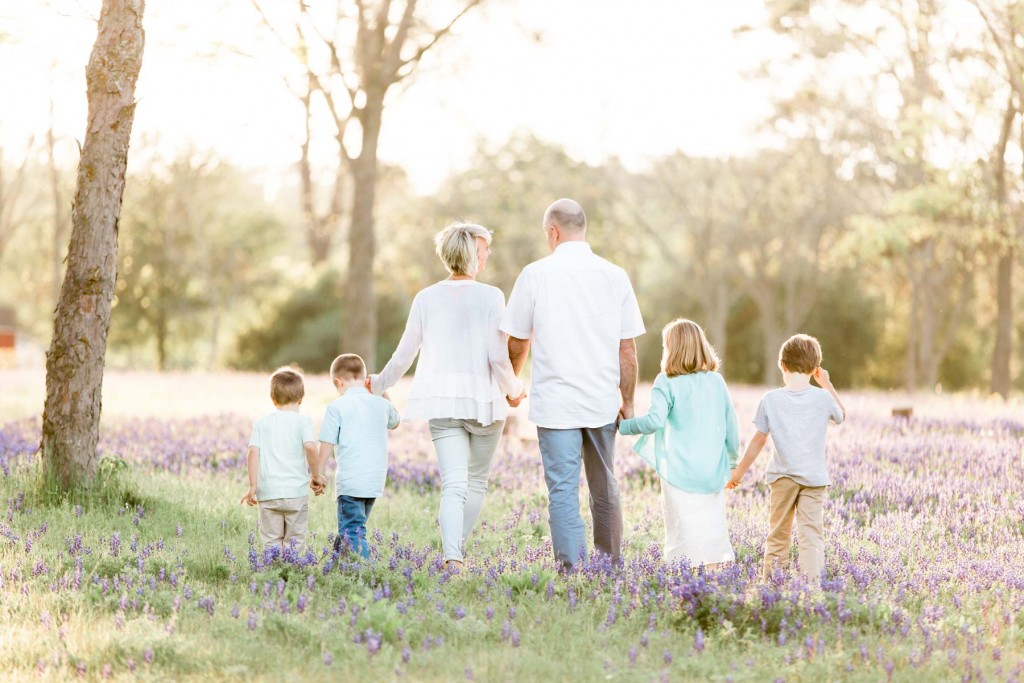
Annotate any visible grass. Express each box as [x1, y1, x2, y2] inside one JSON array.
[[0, 371, 1022, 681]]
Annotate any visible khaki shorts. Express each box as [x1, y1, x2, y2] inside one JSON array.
[[258, 496, 309, 550]]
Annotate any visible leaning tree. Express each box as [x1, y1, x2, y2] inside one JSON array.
[[251, 0, 484, 368], [41, 0, 145, 490]]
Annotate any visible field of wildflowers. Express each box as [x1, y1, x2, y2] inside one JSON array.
[[0, 372, 1021, 681]]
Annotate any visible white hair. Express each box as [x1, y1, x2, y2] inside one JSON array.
[[433, 222, 492, 276]]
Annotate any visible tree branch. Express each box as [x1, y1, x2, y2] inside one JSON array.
[[395, 0, 482, 81], [968, 0, 1024, 104]]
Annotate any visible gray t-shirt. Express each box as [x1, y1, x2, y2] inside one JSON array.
[[754, 387, 844, 487]]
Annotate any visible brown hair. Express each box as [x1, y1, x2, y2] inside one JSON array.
[[270, 367, 305, 405], [330, 353, 366, 381], [661, 319, 720, 377], [778, 334, 822, 374]]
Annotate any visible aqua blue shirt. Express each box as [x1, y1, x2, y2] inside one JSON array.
[[248, 410, 316, 501], [318, 388, 400, 498], [618, 371, 740, 494]]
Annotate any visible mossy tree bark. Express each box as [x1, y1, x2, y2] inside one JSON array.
[[41, 0, 145, 490]]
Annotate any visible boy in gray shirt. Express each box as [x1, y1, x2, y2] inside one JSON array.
[[727, 334, 846, 583]]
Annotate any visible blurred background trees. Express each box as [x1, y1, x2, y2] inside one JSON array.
[[1, 0, 1021, 395]]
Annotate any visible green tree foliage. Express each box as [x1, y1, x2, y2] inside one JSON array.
[[110, 154, 285, 370], [228, 268, 412, 373]]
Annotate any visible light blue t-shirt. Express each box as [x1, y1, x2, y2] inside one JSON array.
[[754, 387, 845, 487], [248, 410, 316, 501], [618, 371, 739, 494], [318, 388, 401, 498]]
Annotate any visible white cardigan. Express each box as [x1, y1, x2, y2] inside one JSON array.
[[369, 280, 524, 425]]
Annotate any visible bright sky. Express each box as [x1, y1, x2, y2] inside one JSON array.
[[0, 0, 778, 193]]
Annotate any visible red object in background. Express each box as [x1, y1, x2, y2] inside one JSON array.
[[0, 332, 13, 350]]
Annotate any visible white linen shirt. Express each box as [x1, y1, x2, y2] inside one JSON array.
[[369, 280, 524, 425], [501, 241, 645, 429]]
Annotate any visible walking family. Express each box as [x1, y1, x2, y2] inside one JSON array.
[[240, 198, 846, 582]]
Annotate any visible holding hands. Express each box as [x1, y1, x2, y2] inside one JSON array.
[[310, 474, 327, 496], [506, 388, 527, 408]]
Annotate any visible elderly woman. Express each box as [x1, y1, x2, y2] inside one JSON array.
[[368, 223, 526, 571]]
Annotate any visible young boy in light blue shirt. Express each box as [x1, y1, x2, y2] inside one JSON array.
[[317, 354, 400, 559], [240, 367, 324, 551]]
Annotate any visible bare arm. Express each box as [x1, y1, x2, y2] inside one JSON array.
[[317, 442, 335, 483], [813, 367, 846, 421], [508, 336, 531, 377], [240, 446, 259, 505], [726, 431, 769, 489], [618, 338, 638, 419], [304, 442, 324, 495]]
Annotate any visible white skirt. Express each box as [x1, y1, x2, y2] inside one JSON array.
[[661, 480, 735, 567]]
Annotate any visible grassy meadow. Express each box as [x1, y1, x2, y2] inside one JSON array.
[[0, 370, 1022, 681]]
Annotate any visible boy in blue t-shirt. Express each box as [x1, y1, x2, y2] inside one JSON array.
[[727, 334, 846, 583], [317, 354, 400, 559], [240, 367, 324, 550]]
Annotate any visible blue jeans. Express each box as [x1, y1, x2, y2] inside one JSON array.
[[537, 423, 621, 570], [336, 495, 375, 559]]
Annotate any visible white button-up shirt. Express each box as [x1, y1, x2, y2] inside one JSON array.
[[501, 241, 645, 429]]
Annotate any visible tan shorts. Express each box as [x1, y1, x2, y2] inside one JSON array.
[[258, 496, 309, 550]]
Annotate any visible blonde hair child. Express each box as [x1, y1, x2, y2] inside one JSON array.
[[618, 319, 740, 570]]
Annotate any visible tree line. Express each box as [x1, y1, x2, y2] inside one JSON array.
[[0, 0, 1019, 489]]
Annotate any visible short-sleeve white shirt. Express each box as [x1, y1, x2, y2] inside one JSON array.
[[500, 242, 645, 429], [248, 410, 316, 501]]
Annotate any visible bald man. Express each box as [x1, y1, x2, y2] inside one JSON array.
[[501, 198, 645, 569]]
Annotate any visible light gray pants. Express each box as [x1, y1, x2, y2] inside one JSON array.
[[537, 423, 622, 569], [428, 418, 504, 562]]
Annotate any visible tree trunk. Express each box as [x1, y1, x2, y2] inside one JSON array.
[[905, 266, 920, 392], [991, 252, 1013, 397], [40, 0, 145, 490], [703, 288, 729, 368], [341, 94, 383, 369], [759, 304, 784, 385], [989, 102, 1017, 399]]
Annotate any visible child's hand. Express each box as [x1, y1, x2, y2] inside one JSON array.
[[506, 389, 526, 408], [240, 488, 258, 506], [812, 366, 832, 388], [364, 376, 373, 392], [725, 469, 743, 490], [310, 475, 327, 496]]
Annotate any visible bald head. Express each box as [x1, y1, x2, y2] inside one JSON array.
[[543, 198, 587, 235]]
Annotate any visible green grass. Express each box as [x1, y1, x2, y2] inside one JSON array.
[[2, 373, 1022, 681], [1, 463, 1019, 682]]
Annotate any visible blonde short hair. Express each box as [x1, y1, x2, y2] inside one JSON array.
[[270, 367, 305, 405], [778, 334, 822, 374], [434, 222, 492, 276], [661, 319, 720, 377]]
